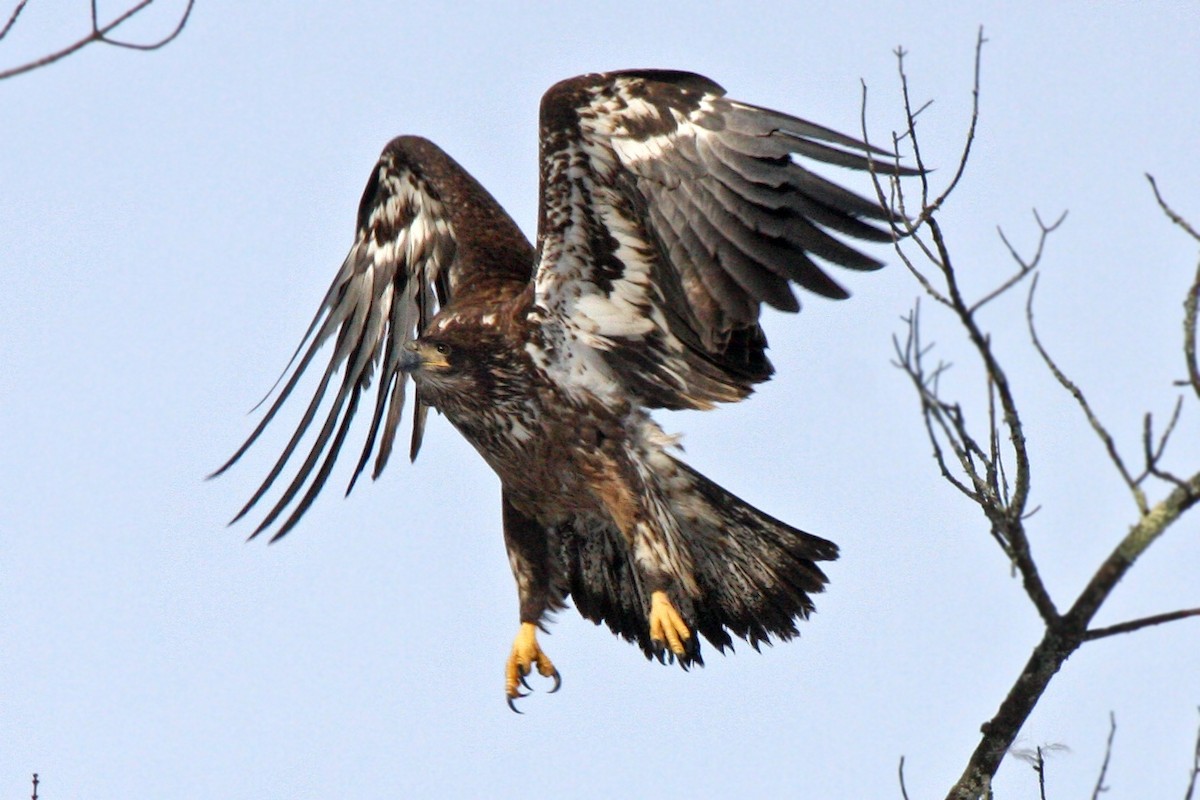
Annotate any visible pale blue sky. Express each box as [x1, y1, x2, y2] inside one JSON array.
[[3, 2, 1199, 798]]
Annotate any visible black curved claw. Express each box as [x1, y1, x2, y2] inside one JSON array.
[[518, 674, 532, 692], [507, 691, 527, 714], [548, 668, 562, 694]]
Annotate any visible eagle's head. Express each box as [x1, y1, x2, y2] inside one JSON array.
[[399, 321, 531, 422]]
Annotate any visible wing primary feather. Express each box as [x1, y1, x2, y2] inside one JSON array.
[[407, 393, 429, 463], [347, 356, 397, 496], [697, 138, 895, 244], [247, 358, 361, 540], [211, 312, 345, 485], [245, 300, 329, 416], [724, 103, 911, 162], [268, 382, 365, 543], [245, 290, 377, 537], [700, 176, 884, 272], [372, 371, 406, 478], [227, 353, 339, 525]]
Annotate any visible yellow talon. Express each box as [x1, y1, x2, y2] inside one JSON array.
[[649, 590, 691, 656], [505, 622, 560, 711]]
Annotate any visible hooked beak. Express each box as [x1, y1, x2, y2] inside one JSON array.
[[399, 340, 423, 373]]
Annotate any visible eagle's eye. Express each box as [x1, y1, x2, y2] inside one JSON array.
[[434, 342, 452, 356]]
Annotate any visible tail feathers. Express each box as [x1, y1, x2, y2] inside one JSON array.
[[560, 457, 837, 663], [560, 515, 689, 664], [671, 458, 837, 654]]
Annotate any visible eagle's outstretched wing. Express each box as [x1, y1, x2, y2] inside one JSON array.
[[213, 136, 533, 541], [533, 70, 913, 410]]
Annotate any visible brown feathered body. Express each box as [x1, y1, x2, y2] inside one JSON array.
[[412, 290, 836, 661]]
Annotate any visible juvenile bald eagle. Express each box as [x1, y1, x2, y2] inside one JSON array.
[[216, 70, 911, 709]]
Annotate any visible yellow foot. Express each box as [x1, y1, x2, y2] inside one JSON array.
[[505, 622, 561, 713], [649, 590, 692, 658]]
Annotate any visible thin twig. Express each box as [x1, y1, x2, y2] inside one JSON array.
[[0, 0, 195, 81], [1, 0, 29, 40], [1026, 275, 1149, 515], [1146, 175, 1200, 401], [1148, 175, 1200, 243], [1140, 401, 1191, 491], [924, 27, 987, 218], [973, 209, 1068, 314], [1185, 257, 1200, 402], [1090, 713, 1116, 800], [1083, 607, 1200, 642], [899, 755, 911, 800], [1184, 708, 1200, 800], [97, 0, 194, 50], [860, 79, 954, 310], [1036, 747, 1047, 800]]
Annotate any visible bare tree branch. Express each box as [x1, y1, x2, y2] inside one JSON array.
[[883, 41, 1060, 624], [1026, 274, 1149, 515], [1034, 747, 1047, 800], [1083, 607, 1200, 642], [869, 32, 1200, 800], [1140, 400, 1191, 490], [1147, 175, 1200, 403], [1185, 708, 1200, 800], [1184, 257, 1200, 402], [0, 0, 195, 81], [0, 0, 29, 40], [1149, 175, 1200, 244], [973, 209, 1067, 315], [898, 755, 911, 800], [1090, 713, 1116, 800]]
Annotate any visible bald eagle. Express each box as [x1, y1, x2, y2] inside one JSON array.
[[216, 70, 912, 710]]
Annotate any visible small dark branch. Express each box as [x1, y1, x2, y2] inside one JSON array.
[[1035, 747, 1047, 800], [972, 209, 1067, 315], [898, 229, 956, 308], [893, 307, 988, 504], [0, 0, 194, 81], [1083, 607, 1200, 642], [859, 80, 954, 311], [31, 773, 39, 800], [935, 213, 1055, 624], [1147, 175, 1200, 401], [1185, 708, 1200, 800], [926, 26, 986, 218], [96, 0, 195, 50], [1015, 744, 1069, 800], [1185, 257, 1200, 402], [1090, 713, 1116, 800], [898, 755, 911, 800], [1140, 400, 1191, 490], [1, 0, 29, 40], [1148, 175, 1200, 244], [1145, 398, 1184, 469], [1026, 275, 1149, 515], [987, 369, 1013, 508], [893, 45, 932, 209]]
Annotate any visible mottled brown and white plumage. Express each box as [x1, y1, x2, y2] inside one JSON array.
[[216, 70, 912, 708]]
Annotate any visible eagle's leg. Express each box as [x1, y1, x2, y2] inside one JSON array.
[[624, 510, 700, 666], [648, 589, 692, 657], [505, 623, 560, 708], [501, 491, 563, 711]]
